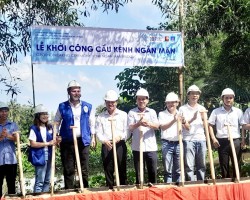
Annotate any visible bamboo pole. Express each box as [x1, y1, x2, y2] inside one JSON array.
[[178, 0, 185, 105]]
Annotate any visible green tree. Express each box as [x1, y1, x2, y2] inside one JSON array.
[[144, 0, 250, 106], [184, 0, 250, 103], [7, 101, 34, 174], [0, 0, 131, 97], [8, 100, 34, 143], [115, 66, 179, 113]]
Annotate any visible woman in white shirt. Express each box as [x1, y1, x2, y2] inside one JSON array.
[[28, 104, 56, 193]]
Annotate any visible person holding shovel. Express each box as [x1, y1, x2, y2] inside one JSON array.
[[54, 80, 96, 189], [241, 107, 250, 148], [158, 92, 187, 183], [128, 88, 159, 185], [28, 104, 58, 193], [0, 102, 19, 197], [208, 88, 243, 179], [95, 90, 128, 189], [179, 85, 207, 181]]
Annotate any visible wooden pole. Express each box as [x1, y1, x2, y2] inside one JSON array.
[[31, 63, 36, 107], [15, 131, 26, 197], [177, 117, 185, 186], [109, 118, 120, 191], [70, 126, 84, 192], [178, 0, 185, 105], [178, 68, 184, 105], [200, 111, 216, 185], [50, 123, 58, 195], [226, 124, 240, 182], [137, 113, 145, 189]]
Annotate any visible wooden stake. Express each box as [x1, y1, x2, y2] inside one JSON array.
[[200, 111, 216, 185], [70, 126, 84, 192], [226, 124, 240, 182], [50, 123, 58, 195], [108, 117, 120, 191], [137, 113, 144, 189], [15, 131, 26, 197], [177, 117, 185, 186]]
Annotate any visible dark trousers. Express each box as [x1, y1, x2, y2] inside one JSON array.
[[0, 164, 17, 197], [60, 138, 90, 189], [217, 138, 241, 178], [133, 151, 157, 184], [102, 140, 127, 189]]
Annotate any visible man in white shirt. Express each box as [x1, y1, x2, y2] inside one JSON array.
[[241, 108, 250, 148], [208, 88, 243, 178], [179, 85, 207, 181], [158, 92, 185, 183], [128, 88, 159, 184], [95, 90, 128, 189]]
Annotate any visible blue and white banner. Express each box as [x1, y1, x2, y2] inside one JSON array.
[[31, 25, 184, 67]]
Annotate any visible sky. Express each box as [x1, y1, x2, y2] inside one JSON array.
[[1, 0, 163, 114]]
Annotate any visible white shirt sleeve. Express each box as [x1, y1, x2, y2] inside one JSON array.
[[89, 109, 96, 135], [242, 108, 250, 125], [95, 115, 106, 143], [28, 129, 37, 141], [122, 112, 129, 141], [54, 107, 62, 133], [208, 109, 216, 125]]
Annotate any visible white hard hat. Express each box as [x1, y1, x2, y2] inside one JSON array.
[[0, 102, 9, 110], [34, 104, 48, 114], [221, 88, 235, 97], [136, 88, 149, 98], [165, 92, 179, 102], [67, 80, 81, 89], [104, 90, 118, 101], [187, 85, 201, 94]]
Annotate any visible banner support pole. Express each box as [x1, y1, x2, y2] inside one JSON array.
[[178, 0, 185, 105], [31, 63, 36, 107]]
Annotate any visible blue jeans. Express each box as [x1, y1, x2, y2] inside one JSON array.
[[183, 140, 206, 181], [162, 140, 180, 183], [33, 160, 51, 193]]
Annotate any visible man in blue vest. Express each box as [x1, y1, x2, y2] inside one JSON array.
[[54, 80, 96, 189]]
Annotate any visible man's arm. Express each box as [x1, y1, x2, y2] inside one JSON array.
[[89, 109, 96, 149], [54, 108, 62, 133], [241, 127, 246, 148], [208, 124, 220, 148], [141, 109, 159, 130], [128, 111, 140, 132]]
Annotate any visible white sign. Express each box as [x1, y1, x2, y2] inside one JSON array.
[[31, 25, 184, 67]]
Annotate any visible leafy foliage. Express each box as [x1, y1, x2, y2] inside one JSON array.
[[150, 0, 250, 105], [184, 0, 250, 103], [8, 100, 34, 143], [115, 66, 179, 113], [0, 0, 131, 98]]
